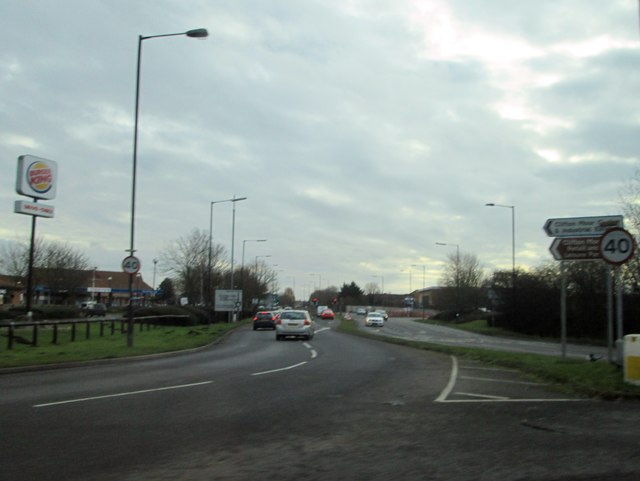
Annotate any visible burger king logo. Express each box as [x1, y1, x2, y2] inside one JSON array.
[[27, 161, 53, 194], [16, 155, 57, 200]]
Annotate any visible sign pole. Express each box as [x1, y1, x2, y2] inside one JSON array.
[[26, 199, 38, 319], [607, 266, 613, 364], [615, 266, 623, 362], [560, 261, 567, 358]]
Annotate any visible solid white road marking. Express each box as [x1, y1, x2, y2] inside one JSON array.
[[435, 355, 458, 402], [441, 397, 586, 403], [33, 381, 213, 408], [459, 375, 546, 386], [252, 361, 308, 376]]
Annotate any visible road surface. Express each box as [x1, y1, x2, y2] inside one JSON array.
[[1, 319, 638, 480], [357, 315, 610, 359]]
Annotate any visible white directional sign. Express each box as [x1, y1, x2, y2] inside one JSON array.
[[544, 215, 623, 238], [599, 228, 636, 265], [549, 237, 602, 261]]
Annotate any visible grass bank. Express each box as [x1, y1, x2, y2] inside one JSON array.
[[0, 321, 250, 369], [337, 316, 640, 401]]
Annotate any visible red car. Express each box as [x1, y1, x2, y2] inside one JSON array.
[[320, 309, 335, 320]]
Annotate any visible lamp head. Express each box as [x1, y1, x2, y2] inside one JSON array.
[[186, 28, 209, 38]]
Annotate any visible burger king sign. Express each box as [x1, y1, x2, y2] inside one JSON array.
[[16, 155, 58, 200]]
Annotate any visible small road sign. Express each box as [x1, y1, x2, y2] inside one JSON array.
[[599, 228, 636, 265], [544, 215, 623, 238], [549, 236, 602, 261], [121, 255, 141, 274]]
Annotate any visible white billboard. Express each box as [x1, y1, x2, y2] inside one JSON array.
[[215, 289, 243, 312]]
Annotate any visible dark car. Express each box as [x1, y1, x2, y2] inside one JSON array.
[[253, 311, 277, 330], [85, 303, 107, 317]]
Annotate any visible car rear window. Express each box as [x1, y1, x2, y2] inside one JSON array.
[[256, 312, 272, 320], [281, 312, 306, 320]]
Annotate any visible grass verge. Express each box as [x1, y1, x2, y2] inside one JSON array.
[[337, 316, 640, 401], [0, 321, 250, 369]]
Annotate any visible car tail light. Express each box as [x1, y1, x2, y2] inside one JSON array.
[[276, 319, 282, 325], [304, 319, 311, 325], [253, 316, 258, 321]]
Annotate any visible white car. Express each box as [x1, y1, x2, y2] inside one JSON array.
[[276, 310, 315, 340], [365, 312, 385, 327], [375, 310, 388, 320]]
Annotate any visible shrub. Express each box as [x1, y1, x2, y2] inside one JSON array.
[[131, 306, 199, 326]]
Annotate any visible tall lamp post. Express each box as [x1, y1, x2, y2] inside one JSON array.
[[485, 203, 516, 320], [127, 27, 208, 348], [372, 275, 384, 305], [229, 196, 248, 290], [412, 264, 426, 319], [436, 242, 460, 315], [241, 239, 266, 306], [242, 239, 267, 285], [207, 196, 247, 301]]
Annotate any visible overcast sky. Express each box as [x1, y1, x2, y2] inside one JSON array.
[[2, 0, 639, 299]]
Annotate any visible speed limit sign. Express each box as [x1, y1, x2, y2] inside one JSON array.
[[121, 255, 141, 274], [599, 228, 636, 265]]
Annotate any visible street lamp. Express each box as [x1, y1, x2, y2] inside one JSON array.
[[486, 202, 516, 320], [254, 255, 272, 273], [241, 239, 267, 289], [207, 196, 247, 297], [152, 258, 158, 303], [127, 27, 208, 347], [309, 273, 322, 292], [485, 203, 515, 279], [412, 264, 426, 318], [372, 275, 384, 306], [436, 242, 461, 315], [240, 239, 265, 310]]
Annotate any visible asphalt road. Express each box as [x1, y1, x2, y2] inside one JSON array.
[[1, 318, 639, 481], [358, 315, 610, 359]]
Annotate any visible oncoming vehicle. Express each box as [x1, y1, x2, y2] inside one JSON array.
[[365, 312, 385, 327], [276, 309, 315, 340], [375, 310, 388, 320], [85, 303, 107, 317], [320, 308, 335, 320], [253, 311, 277, 330], [355, 307, 367, 315]]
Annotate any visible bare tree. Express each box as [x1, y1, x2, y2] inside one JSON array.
[[620, 167, 640, 235], [0, 238, 91, 304], [159, 228, 227, 304], [440, 252, 485, 289]]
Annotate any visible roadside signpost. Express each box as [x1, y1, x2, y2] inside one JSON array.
[[549, 236, 601, 261], [544, 216, 635, 362], [543, 215, 623, 238], [121, 255, 141, 274], [599, 228, 636, 265], [14, 155, 58, 318], [215, 290, 243, 321]]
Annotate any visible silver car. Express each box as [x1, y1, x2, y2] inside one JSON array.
[[276, 309, 315, 340], [365, 312, 385, 327]]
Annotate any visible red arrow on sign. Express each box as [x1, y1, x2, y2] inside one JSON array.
[[549, 236, 602, 261]]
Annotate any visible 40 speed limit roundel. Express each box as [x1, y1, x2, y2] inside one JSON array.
[[121, 255, 141, 274], [599, 228, 636, 265]]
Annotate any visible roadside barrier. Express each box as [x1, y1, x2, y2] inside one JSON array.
[[0, 315, 190, 349]]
